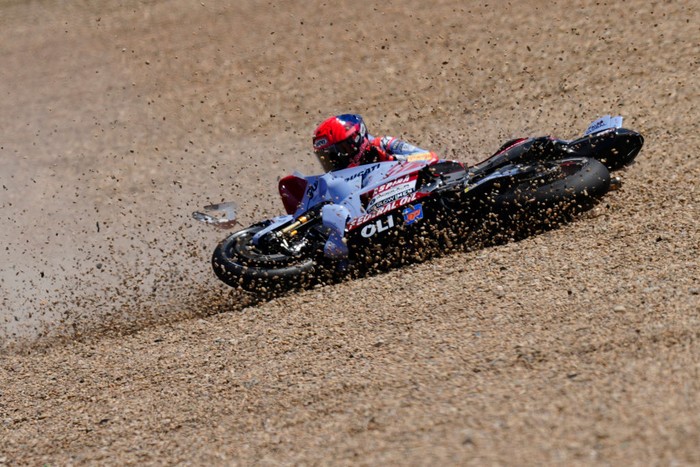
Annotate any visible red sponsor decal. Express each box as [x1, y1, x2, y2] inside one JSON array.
[[347, 191, 427, 230], [372, 174, 414, 195]]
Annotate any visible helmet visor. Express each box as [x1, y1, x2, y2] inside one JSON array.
[[315, 138, 360, 172]]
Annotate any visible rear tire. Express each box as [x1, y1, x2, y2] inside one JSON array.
[[496, 157, 610, 210], [490, 157, 610, 234]]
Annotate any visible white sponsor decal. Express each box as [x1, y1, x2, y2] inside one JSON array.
[[584, 115, 623, 136], [360, 215, 395, 238], [374, 175, 411, 195], [367, 188, 415, 211], [367, 175, 417, 211]]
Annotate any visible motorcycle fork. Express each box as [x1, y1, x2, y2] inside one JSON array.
[[281, 215, 310, 237]]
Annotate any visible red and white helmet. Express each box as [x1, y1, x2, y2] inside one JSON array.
[[312, 114, 369, 171]]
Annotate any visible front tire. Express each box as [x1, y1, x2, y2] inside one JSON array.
[[212, 224, 319, 293]]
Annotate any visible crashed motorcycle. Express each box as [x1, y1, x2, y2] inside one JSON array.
[[195, 115, 644, 292]]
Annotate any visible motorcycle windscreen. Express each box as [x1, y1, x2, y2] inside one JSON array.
[[279, 175, 308, 214]]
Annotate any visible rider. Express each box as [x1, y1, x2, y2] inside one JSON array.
[[312, 114, 432, 172], [307, 114, 441, 261]]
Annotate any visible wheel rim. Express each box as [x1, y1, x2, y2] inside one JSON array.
[[225, 227, 314, 269]]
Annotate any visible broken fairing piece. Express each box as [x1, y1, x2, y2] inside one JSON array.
[[192, 202, 238, 229]]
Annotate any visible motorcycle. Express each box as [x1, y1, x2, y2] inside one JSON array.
[[195, 115, 644, 293]]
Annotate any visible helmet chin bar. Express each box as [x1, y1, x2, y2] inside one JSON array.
[[348, 137, 370, 167]]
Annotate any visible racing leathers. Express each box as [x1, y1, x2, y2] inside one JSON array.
[[350, 135, 430, 167]]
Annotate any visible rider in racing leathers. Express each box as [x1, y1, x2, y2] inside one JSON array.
[[312, 114, 432, 171], [309, 114, 438, 261]]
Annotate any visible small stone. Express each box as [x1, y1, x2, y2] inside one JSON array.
[[689, 288, 699, 295], [613, 305, 626, 313], [461, 429, 475, 446], [495, 285, 505, 298]]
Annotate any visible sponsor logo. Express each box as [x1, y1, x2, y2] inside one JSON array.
[[368, 188, 415, 211], [402, 203, 423, 225], [306, 180, 319, 199], [405, 152, 435, 162], [314, 138, 328, 148], [360, 215, 395, 238], [366, 175, 417, 211], [348, 191, 424, 230], [589, 120, 605, 131], [374, 175, 411, 195], [344, 163, 381, 182]]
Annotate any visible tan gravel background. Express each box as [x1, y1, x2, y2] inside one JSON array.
[[1, 0, 699, 464]]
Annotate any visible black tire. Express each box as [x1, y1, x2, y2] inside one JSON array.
[[497, 157, 609, 208], [212, 224, 318, 293], [490, 157, 610, 231]]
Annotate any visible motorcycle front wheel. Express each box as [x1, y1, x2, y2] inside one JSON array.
[[212, 224, 320, 293]]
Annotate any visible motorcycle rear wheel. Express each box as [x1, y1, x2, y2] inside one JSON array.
[[490, 157, 610, 230]]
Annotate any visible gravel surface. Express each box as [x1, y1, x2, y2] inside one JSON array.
[[1, 0, 699, 464]]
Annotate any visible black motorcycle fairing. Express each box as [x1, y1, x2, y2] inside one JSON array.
[[562, 128, 644, 170], [471, 128, 644, 177]]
